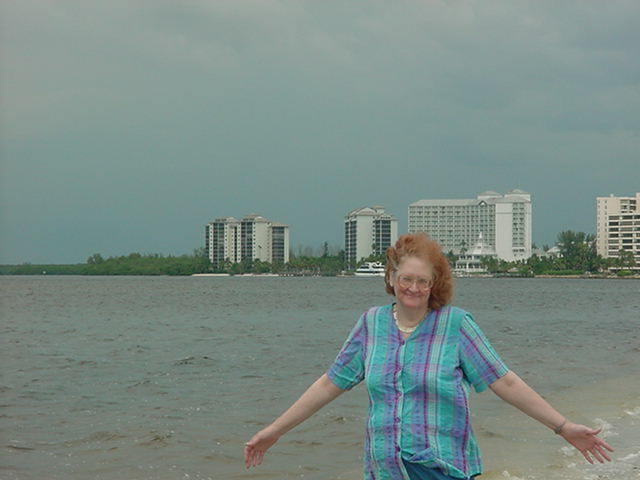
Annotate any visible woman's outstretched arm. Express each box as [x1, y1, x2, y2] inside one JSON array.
[[244, 373, 346, 469], [489, 370, 614, 464]]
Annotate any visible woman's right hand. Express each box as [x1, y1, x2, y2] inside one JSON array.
[[244, 427, 280, 469], [243, 374, 345, 469]]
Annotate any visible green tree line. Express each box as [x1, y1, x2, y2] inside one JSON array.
[[0, 250, 211, 276], [1, 231, 636, 276], [0, 247, 348, 276], [455, 231, 636, 276]]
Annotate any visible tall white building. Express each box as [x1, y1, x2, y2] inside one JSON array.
[[345, 206, 398, 266], [205, 214, 290, 267], [596, 193, 640, 268], [408, 190, 532, 262]]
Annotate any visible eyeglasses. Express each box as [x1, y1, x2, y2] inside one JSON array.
[[396, 274, 432, 291]]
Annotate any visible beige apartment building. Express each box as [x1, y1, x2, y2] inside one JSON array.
[[596, 193, 640, 269], [205, 214, 289, 267]]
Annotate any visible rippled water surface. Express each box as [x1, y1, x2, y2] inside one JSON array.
[[1, 276, 639, 479]]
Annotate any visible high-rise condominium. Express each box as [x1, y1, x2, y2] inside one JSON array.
[[205, 214, 289, 267], [596, 192, 640, 269], [345, 206, 398, 266], [408, 190, 532, 262]]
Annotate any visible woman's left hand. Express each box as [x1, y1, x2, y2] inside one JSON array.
[[560, 421, 614, 464]]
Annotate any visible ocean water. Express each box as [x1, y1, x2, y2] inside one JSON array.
[[1, 276, 639, 480]]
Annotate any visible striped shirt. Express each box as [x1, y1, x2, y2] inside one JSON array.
[[327, 304, 508, 480]]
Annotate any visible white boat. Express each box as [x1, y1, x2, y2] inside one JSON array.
[[355, 261, 385, 277]]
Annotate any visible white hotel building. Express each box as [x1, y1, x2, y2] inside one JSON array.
[[596, 192, 640, 269], [408, 190, 532, 262], [345, 206, 398, 266], [205, 214, 289, 267]]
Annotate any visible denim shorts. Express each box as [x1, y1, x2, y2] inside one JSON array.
[[402, 459, 477, 480]]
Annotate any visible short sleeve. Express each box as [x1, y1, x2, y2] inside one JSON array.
[[459, 313, 508, 393], [326, 313, 366, 390]]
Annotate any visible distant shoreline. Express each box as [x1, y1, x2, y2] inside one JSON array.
[[1, 271, 638, 279]]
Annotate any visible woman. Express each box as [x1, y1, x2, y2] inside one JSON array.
[[244, 233, 613, 479]]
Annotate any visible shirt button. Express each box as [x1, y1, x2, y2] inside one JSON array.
[[395, 446, 401, 452], [400, 340, 405, 346], [395, 417, 401, 423]]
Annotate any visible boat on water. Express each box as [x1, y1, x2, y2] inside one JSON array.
[[354, 261, 385, 277]]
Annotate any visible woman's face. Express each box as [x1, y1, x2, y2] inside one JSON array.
[[391, 255, 433, 311]]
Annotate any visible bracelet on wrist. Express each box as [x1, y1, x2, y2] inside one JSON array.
[[553, 419, 567, 435]]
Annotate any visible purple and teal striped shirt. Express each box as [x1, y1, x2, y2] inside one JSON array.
[[327, 304, 508, 480]]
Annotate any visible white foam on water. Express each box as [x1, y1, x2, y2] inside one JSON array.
[[501, 471, 526, 480], [618, 450, 640, 462], [593, 417, 618, 438], [624, 406, 640, 417], [563, 446, 640, 480]]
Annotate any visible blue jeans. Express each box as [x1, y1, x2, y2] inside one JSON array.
[[402, 459, 477, 480]]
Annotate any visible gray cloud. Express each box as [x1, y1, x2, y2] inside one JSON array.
[[1, 1, 639, 263]]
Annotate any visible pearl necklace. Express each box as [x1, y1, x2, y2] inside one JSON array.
[[393, 308, 426, 333]]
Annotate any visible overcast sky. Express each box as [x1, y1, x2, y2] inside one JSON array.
[[1, 1, 638, 264]]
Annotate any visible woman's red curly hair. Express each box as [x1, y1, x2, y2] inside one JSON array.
[[384, 233, 454, 310]]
